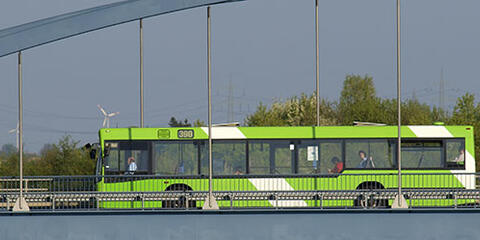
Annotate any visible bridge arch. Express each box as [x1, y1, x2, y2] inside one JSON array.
[[0, 0, 243, 57]]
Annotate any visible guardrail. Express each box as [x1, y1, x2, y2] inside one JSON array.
[[0, 173, 479, 211]]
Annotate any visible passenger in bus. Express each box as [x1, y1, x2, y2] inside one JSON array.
[[234, 168, 244, 175], [328, 157, 343, 173], [176, 162, 185, 174], [452, 147, 465, 163], [125, 157, 137, 175], [356, 151, 375, 168]]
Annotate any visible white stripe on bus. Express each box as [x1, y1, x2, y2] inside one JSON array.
[[409, 126, 475, 189], [451, 151, 476, 189], [408, 126, 453, 138], [201, 127, 246, 139], [248, 178, 308, 207]]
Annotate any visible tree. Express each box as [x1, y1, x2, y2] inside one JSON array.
[[245, 93, 337, 126], [246, 74, 453, 127], [193, 119, 206, 127], [0, 136, 95, 176], [168, 117, 192, 127], [36, 136, 95, 175], [378, 98, 434, 125], [0, 144, 17, 157], [0, 152, 19, 176], [449, 93, 478, 125], [40, 144, 54, 156], [338, 75, 381, 125], [448, 93, 480, 170]]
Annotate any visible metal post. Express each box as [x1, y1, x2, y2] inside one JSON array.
[[18, 51, 23, 202], [203, 6, 219, 210], [13, 51, 29, 212], [139, 18, 144, 128], [392, 0, 407, 209], [315, 0, 320, 126]]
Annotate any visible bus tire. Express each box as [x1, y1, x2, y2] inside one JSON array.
[[162, 184, 196, 209], [354, 181, 388, 208]]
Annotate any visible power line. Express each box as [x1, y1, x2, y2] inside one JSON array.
[[0, 103, 100, 120]]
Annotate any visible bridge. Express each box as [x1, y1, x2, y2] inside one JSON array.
[[0, 173, 479, 211], [1, 173, 480, 239], [0, 0, 243, 57], [0, 0, 246, 212], [1, 0, 479, 239], [3, 210, 480, 240], [1, 175, 480, 240]]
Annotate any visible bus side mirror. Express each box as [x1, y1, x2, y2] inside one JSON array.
[[83, 143, 97, 160], [89, 149, 97, 160]]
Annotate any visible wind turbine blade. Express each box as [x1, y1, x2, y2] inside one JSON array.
[[8, 129, 16, 134], [103, 117, 107, 128], [108, 112, 120, 117], [97, 104, 107, 116]]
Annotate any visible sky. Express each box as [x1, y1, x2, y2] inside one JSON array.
[[0, 0, 479, 153]]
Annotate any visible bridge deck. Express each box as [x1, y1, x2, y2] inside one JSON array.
[[1, 209, 479, 240]]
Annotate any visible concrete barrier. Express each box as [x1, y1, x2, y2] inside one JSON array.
[[1, 209, 479, 240]]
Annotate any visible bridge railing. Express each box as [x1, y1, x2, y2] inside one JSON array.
[[0, 172, 478, 211]]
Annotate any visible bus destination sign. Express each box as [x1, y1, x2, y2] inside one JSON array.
[[177, 129, 194, 139]]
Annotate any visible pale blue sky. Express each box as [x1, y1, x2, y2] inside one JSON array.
[[0, 0, 479, 152]]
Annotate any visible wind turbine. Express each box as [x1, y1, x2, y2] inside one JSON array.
[[97, 105, 119, 128], [8, 123, 19, 150]]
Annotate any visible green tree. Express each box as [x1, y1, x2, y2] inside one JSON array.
[[448, 93, 480, 170], [35, 136, 95, 175], [0, 144, 17, 157], [245, 93, 337, 126], [338, 75, 382, 125], [0, 149, 40, 176], [449, 93, 478, 124], [168, 117, 192, 127], [0, 152, 19, 176], [378, 98, 434, 125], [193, 119, 206, 127], [0, 136, 95, 176]]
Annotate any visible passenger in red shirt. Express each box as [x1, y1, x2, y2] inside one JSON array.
[[328, 157, 343, 173]]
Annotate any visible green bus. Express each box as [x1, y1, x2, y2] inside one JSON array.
[[95, 125, 475, 208]]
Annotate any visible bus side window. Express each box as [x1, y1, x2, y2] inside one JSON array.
[[105, 144, 119, 174], [297, 142, 320, 174], [116, 141, 150, 175], [345, 139, 393, 169], [401, 141, 443, 168], [212, 141, 246, 175], [153, 141, 198, 175], [248, 140, 293, 175], [297, 140, 342, 174], [320, 141, 343, 173], [446, 139, 465, 169], [248, 141, 270, 175]]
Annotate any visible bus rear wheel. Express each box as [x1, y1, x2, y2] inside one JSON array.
[[353, 182, 388, 208], [162, 196, 197, 209], [162, 184, 196, 209]]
